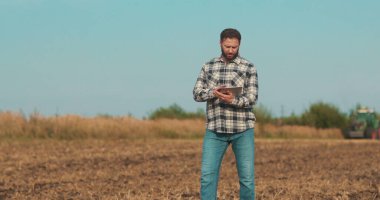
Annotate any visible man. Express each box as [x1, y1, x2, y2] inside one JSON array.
[[193, 28, 258, 199]]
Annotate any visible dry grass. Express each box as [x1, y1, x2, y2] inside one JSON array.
[[0, 111, 204, 139], [256, 123, 343, 139], [0, 111, 342, 140], [1, 139, 379, 199]]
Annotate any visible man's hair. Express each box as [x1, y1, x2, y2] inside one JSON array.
[[220, 28, 241, 43]]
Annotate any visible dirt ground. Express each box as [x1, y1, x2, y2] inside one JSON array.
[[0, 138, 380, 200]]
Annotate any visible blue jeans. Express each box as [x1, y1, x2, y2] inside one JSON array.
[[200, 128, 255, 200]]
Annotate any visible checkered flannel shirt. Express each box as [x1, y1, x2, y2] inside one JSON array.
[[193, 56, 258, 134]]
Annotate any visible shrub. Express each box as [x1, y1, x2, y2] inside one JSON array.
[[253, 103, 273, 124], [148, 104, 205, 120], [282, 112, 302, 125], [301, 102, 347, 129]]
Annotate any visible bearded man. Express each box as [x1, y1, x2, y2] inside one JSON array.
[[193, 28, 258, 200]]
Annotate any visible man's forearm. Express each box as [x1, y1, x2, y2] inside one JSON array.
[[193, 87, 215, 102], [230, 94, 256, 108]]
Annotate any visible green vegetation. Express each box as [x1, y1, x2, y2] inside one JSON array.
[[282, 112, 303, 126], [253, 103, 273, 124], [148, 103, 205, 120], [255, 101, 350, 129], [301, 102, 347, 129], [149, 102, 358, 130]]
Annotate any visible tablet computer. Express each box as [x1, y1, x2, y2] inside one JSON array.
[[218, 86, 242, 96]]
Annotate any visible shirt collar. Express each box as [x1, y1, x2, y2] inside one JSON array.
[[217, 55, 242, 64]]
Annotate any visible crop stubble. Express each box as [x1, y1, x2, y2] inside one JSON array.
[[0, 139, 380, 199]]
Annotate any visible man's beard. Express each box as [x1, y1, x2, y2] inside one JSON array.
[[221, 48, 239, 61]]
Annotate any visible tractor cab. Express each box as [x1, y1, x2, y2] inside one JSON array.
[[345, 107, 379, 139]]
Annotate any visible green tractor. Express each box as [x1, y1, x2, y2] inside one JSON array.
[[344, 108, 380, 139]]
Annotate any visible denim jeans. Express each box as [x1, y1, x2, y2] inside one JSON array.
[[200, 128, 255, 200]]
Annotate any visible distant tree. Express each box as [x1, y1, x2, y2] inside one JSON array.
[[189, 108, 206, 119], [282, 112, 302, 125], [253, 104, 273, 124], [149, 103, 205, 120], [96, 113, 114, 119], [301, 102, 347, 129]]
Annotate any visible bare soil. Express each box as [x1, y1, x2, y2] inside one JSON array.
[[0, 139, 380, 199]]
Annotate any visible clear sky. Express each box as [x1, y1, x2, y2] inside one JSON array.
[[1, 0, 379, 118]]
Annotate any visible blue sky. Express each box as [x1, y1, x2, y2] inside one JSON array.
[[0, 0, 379, 118]]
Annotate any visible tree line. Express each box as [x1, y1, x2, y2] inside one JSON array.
[[148, 102, 380, 130]]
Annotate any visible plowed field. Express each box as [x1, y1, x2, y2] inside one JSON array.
[[1, 139, 380, 199]]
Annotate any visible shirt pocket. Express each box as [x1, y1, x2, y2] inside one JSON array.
[[206, 72, 220, 88], [230, 72, 245, 87]]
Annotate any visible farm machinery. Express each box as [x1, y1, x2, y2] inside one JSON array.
[[344, 108, 380, 139]]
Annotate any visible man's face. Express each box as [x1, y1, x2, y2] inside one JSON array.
[[220, 38, 240, 61]]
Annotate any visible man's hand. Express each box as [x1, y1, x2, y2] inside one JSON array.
[[213, 86, 235, 104]]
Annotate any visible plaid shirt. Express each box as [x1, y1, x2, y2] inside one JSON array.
[[193, 56, 258, 134]]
